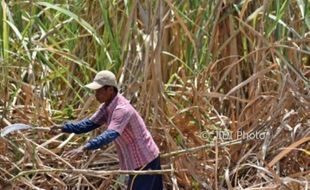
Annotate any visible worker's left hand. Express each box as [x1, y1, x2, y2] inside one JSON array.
[[49, 125, 63, 135], [63, 146, 85, 158]]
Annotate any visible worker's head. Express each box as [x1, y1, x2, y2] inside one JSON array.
[[94, 85, 118, 103], [85, 70, 118, 103]]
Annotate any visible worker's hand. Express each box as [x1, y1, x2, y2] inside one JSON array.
[[49, 125, 63, 135], [63, 146, 85, 159]]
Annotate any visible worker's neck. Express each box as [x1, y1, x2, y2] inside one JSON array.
[[105, 92, 117, 106]]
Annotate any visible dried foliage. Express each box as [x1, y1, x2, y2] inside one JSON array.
[[0, 0, 309, 189]]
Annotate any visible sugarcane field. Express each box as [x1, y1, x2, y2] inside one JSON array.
[[0, 0, 309, 189]]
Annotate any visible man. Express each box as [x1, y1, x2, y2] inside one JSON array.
[[51, 70, 163, 190]]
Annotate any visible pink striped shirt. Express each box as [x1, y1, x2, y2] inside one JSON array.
[[90, 94, 159, 170]]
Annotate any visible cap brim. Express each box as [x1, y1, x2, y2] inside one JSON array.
[[85, 81, 103, 90]]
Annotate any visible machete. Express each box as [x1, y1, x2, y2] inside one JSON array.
[[0, 123, 51, 137]]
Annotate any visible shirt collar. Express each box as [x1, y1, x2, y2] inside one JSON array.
[[105, 93, 120, 113]]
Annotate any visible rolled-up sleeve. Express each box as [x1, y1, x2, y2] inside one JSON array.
[[90, 104, 108, 125], [107, 106, 132, 134]]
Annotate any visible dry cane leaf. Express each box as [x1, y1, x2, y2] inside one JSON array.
[[268, 137, 310, 167]]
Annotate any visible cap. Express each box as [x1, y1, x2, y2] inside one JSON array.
[[85, 70, 118, 90]]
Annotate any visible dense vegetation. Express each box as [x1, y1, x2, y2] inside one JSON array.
[[0, 0, 309, 189]]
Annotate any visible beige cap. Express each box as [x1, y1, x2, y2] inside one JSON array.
[[85, 70, 118, 90]]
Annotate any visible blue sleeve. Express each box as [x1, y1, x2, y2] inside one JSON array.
[[84, 129, 120, 150], [62, 119, 100, 134]]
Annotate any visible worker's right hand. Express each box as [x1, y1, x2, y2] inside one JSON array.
[[49, 125, 63, 135]]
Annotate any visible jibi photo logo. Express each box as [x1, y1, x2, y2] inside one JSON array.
[[200, 130, 266, 141]]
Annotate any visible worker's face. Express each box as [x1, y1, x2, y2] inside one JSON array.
[[95, 86, 114, 103]]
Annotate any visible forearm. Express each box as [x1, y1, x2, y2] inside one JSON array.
[[84, 129, 120, 150], [62, 119, 100, 134]]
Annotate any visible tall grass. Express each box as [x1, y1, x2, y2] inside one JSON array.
[[0, 0, 309, 189], [1, 0, 9, 120]]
